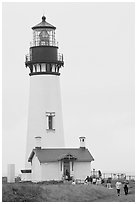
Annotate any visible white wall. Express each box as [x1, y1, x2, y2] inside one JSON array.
[[25, 75, 65, 168], [73, 162, 91, 180], [21, 173, 31, 181], [31, 154, 41, 182], [41, 162, 62, 181], [31, 157, 91, 182], [40, 161, 91, 181]]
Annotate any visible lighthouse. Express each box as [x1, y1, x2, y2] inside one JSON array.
[[25, 16, 65, 167]]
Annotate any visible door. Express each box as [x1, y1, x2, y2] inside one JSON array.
[[63, 160, 70, 178]]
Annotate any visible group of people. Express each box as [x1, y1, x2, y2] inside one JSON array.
[[85, 176, 103, 185], [115, 180, 129, 196], [85, 170, 103, 185], [85, 175, 129, 196], [106, 178, 129, 196]]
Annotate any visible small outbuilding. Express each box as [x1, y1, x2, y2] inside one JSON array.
[[28, 137, 94, 182]]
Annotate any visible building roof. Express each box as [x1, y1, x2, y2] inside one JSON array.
[[28, 148, 94, 163], [32, 16, 56, 30]]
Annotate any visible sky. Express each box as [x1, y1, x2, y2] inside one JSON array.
[[2, 2, 135, 176]]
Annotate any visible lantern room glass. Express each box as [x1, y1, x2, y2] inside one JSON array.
[[33, 28, 56, 46]]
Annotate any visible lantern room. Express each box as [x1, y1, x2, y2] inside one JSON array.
[[32, 16, 57, 47]]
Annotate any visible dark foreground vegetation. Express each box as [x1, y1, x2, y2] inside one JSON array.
[[2, 180, 135, 202]]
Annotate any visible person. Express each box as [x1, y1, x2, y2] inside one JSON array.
[[98, 170, 102, 178], [96, 178, 101, 185], [101, 178, 104, 184], [65, 169, 70, 180], [115, 180, 122, 196], [89, 176, 93, 183], [72, 180, 75, 185], [123, 182, 129, 195], [85, 176, 90, 183], [107, 178, 112, 189], [92, 177, 96, 184]]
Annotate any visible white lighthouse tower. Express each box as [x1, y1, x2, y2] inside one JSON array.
[[25, 16, 65, 167]]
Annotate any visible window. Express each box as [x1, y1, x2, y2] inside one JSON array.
[[48, 115, 53, 129], [36, 64, 40, 72], [72, 161, 74, 171], [47, 64, 50, 72], [33, 29, 56, 46], [46, 112, 55, 130], [41, 64, 46, 72]]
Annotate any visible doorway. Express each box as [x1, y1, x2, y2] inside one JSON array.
[[63, 160, 70, 178]]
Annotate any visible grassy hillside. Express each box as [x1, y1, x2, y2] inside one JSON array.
[[2, 181, 135, 202]]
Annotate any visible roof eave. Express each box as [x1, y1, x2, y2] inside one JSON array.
[[32, 26, 56, 30], [28, 150, 35, 162], [40, 159, 94, 163]]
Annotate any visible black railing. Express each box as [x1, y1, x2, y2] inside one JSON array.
[[58, 53, 63, 62], [25, 54, 31, 62]]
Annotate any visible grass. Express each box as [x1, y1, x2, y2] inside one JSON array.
[[41, 184, 115, 202], [2, 180, 135, 202], [2, 183, 42, 202]]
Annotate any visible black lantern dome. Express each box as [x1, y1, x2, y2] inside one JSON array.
[[25, 16, 64, 76], [32, 16, 56, 30]]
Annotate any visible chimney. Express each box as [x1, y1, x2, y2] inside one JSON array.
[[7, 164, 15, 183], [79, 136, 86, 149], [35, 136, 41, 149]]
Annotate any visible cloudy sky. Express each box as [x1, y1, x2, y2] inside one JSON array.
[[2, 2, 135, 176]]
